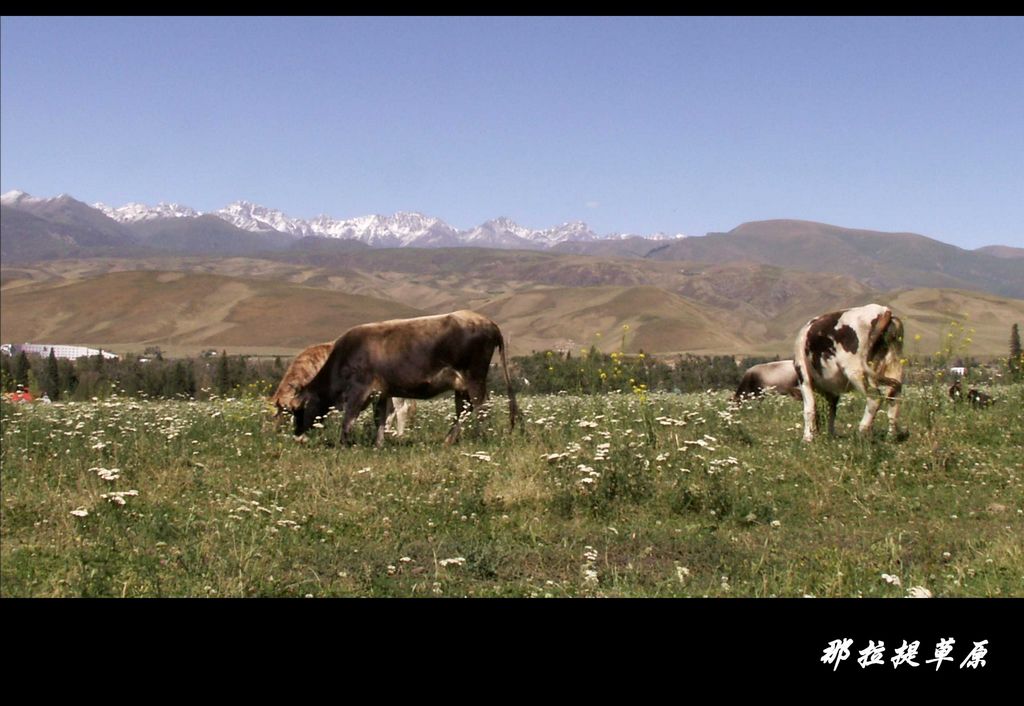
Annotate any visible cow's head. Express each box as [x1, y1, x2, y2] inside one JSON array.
[[292, 387, 331, 437], [270, 383, 299, 426]]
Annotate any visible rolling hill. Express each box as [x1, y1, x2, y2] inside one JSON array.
[[3, 255, 1020, 359], [0, 269, 423, 355], [645, 219, 1024, 299]]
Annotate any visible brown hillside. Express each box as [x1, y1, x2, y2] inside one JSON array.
[[2, 256, 1020, 359], [0, 270, 423, 354]]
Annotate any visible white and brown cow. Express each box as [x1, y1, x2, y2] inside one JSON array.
[[292, 310, 519, 446], [734, 360, 802, 401], [794, 303, 905, 442], [270, 341, 415, 436]]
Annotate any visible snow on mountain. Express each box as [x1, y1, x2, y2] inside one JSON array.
[[463, 217, 536, 248], [215, 201, 315, 238], [94, 201, 199, 223], [302, 211, 459, 247], [4, 190, 691, 249], [529, 221, 599, 246], [2, 190, 61, 208]]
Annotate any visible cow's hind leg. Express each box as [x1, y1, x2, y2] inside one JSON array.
[[372, 395, 391, 448], [445, 391, 472, 445], [799, 382, 817, 442], [824, 393, 840, 437], [340, 386, 374, 445], [466, 380, 489, 435]]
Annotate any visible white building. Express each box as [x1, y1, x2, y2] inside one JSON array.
[[1, 343, 119, 361]]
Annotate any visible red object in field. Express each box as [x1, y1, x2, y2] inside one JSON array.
[[9, 389, 34, 403]]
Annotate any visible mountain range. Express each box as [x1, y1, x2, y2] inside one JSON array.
[[3, 189, 1020, 299], [88, 194, 653, 249]]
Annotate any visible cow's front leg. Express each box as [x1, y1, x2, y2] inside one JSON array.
[[883, 382, 903, 438], [858, 394, 881, 436]]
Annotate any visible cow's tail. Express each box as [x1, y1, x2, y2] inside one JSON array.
[[497, 334, 520, 430]]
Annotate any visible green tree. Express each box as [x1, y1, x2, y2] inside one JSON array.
[[0, 353, 12, 392], [41, 349, 60, 399], [13, 351, 31, 387], [57, 359, 78, 399]]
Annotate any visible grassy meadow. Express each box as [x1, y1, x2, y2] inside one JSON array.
[[1, 384, 1021, 597]]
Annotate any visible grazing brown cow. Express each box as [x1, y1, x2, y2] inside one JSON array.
[[270, 342, 415, 435], [292, 310, 519, 446], [794, 303, 905, 442], [734, 360, 802, 401]]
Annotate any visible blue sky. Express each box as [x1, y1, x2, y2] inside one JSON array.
[[2, 16, 1021, 249]]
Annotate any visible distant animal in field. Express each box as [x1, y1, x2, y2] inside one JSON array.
[[949, 381, 963, 402], [949, 381, 994, 409], [734, 360, 802, 401], [292, 310, 519, 447], [386, 397, 417, 435], [967, 388, 994, 409], [270, 342, 414, 436], [794, 303, 905, 442]]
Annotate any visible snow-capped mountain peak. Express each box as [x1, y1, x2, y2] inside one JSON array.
[[5, 189, 692, 251], [215, 201, 314, 237], [94, 201, 199, 223], [2, 190, 49, 207]]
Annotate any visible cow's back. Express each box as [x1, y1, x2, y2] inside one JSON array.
[[310, 310, 503, 396], [796, 304, 891, 393]]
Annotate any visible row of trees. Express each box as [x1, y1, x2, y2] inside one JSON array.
[[2, 324, 1021, 402], [0, 350, 284, 401], [511, 348, 778, 395], [2, 347, 774, 401]]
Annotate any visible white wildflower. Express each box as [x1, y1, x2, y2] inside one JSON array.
[[101, 490, 139, 506]]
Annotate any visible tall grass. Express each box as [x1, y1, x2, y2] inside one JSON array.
[[2, 384, 1021, 597]]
